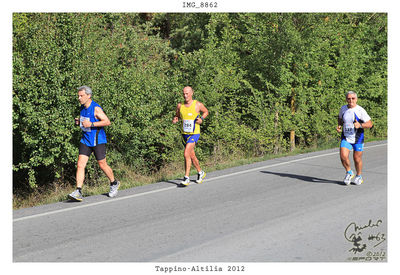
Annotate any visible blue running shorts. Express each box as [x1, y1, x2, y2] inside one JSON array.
[[182, 134, 200, 146], [340, 139, 364, 152]]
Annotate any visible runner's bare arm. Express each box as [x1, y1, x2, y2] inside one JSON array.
[[172, 103, 181, 124], [82, 106, 111, 127], [354, 120, 373, 129], [196, 101, 209, 124], [336, 117, 343, 133]]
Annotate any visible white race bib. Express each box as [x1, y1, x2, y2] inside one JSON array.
[[183, 119, 195, 132], [80, 116, 91, 132], [343, 122, 355, 136], [343, 122, 355, 143]]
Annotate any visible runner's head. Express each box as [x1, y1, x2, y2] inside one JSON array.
[[78, 85, 92, 106], [346, 91, 358, 108], [183, 86, 194, 103]]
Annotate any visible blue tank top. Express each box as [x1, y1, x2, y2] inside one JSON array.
[[79, 101, 107, 147]]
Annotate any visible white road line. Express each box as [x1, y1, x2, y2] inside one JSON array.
[[13, 143, 386, 222], [13, 187, 176, 222]]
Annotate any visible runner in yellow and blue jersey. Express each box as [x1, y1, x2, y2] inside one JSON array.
[[173, 86, 209, 186]]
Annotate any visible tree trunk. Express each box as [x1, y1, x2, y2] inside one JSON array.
[[274, 107, 279, 154], [290, 130, 295, 151], [290, 88, 296, 151]]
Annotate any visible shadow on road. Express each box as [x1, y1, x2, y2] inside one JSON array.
[[260, 171, 343, 185], [165, 180, 193, 188]]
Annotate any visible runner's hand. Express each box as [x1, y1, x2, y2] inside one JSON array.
[[82, 120, 92, 128]]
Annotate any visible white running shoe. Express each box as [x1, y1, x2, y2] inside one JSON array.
[[68, 189, 83, 201], [354, 175, 364, 185], [196, 170, 206, 184], [108, 181, 120, 197], [343, 171, 355, 185], [180, 176, 190, 186]]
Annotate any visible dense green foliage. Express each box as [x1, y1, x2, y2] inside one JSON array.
[[13, 13, 387, 193]]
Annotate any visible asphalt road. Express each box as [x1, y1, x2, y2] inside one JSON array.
[[13, 141, 387, 262]]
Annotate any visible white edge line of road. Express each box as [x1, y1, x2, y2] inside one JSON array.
[[13, 143, 387, 223]]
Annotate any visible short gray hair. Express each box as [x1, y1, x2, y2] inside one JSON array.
[[346, 91, 357, 98], [77, 85, 92, 95]]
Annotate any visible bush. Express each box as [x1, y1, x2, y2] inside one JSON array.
[[13, 13, 387, 196]]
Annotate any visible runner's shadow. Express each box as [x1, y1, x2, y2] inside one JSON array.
[[165, 180, 188, 188], [165, 179, 198, 188], [260, 171, 343, 185], [64, 199, 80, 203]]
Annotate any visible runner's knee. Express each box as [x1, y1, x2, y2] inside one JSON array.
[[97, 159, 109, 170], [190, 151, 198, 161], [340, 151, 349, 162], [353, 153, 362, 162], [77, 156, 88, 169], [77, 162, 86, 170]]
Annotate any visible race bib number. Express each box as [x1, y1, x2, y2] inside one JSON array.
[[343, 122, 356, 143], [80, 116, 91, 132], [343, 122, 355, 136], [183, 119, 195, 132]]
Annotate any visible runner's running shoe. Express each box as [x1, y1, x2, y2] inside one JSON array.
[[68, 189, 83, 201], [108, 181, 120, 198], [180, 176, 190, 186], [196, 170, 206, 184], [343, 170, 355, 185], [354, 175, 364, 185]]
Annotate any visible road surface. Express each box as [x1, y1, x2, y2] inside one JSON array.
[[13, 141, 387, 262]]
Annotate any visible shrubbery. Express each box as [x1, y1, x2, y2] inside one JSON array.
[[13, 13, 387, 193]]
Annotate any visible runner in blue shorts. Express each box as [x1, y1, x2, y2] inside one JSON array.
[[181, 134, 200, 146], [336, 91, 373, 185], [173, 86, 209, 186]]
